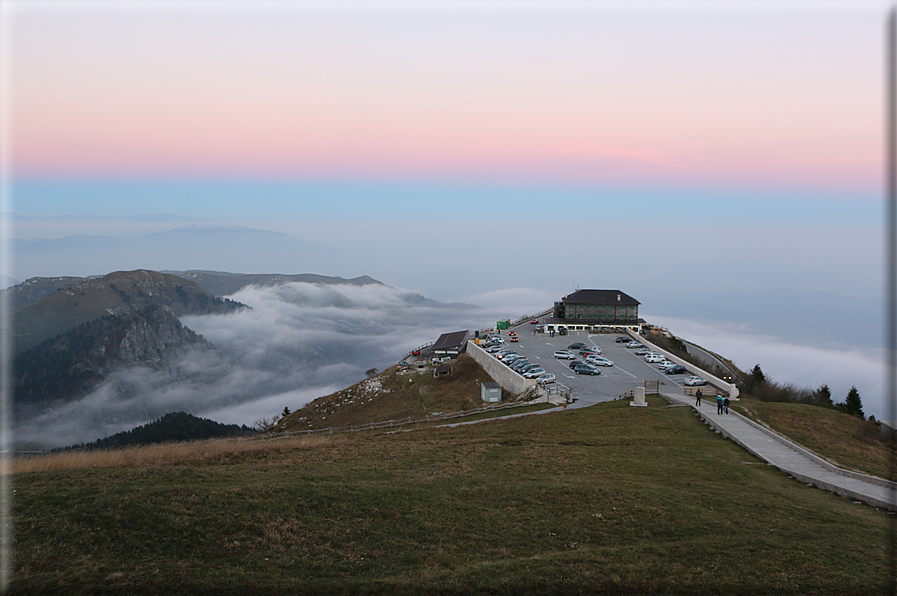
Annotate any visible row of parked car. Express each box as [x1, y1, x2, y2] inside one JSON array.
[[489, 346, 556, 385], [552, 344, 614, 376], [639, 350, 707, 385]]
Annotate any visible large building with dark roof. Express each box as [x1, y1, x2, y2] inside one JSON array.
[[552, 289, 642, 330]]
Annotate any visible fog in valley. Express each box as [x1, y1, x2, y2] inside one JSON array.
[[15, 282, 511, 449]]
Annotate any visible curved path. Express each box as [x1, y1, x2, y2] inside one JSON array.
[[663, 391, 897, 511]]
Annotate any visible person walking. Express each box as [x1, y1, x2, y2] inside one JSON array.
[[695, 388, 702, 406], [716, 394, 724, 415], [723, 397, 730, 414]]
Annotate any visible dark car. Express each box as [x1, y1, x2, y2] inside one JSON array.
[[568, 359, 584, 370], [666, 365, 687, 375], [615, 336, 631, 343], [558, 327, 568, 335], [573, 364, 600, 376], [579, 348, 599, 357], [568, 342, 586, 350]]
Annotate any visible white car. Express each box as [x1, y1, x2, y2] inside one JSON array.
[[684, 376, 707, 386], [645, 354, 664, 363], [658, 360, 676, 370], [553, 350, 575, 359], [627, 342, 644, 349], [587, 356, 615, 367], [536, 373, 556, 385]]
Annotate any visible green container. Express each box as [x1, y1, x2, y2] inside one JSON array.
[[497, 319, 511, 330]]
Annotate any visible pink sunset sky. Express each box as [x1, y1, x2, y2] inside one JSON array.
[[5, 2, 886, 193]]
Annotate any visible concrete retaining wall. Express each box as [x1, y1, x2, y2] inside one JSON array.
[[466, 341, 537, 395], [627, 330, 739, 398]]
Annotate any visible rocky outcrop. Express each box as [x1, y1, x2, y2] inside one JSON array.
[[14, 305, 218, 411]]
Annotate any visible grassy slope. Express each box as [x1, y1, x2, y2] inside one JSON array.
[[733, 399, 895, 481], [13, 397, 890, 595], [278, 354, 522, 432]]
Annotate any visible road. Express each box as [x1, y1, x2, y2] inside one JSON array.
[[500, 323, 693, 408]]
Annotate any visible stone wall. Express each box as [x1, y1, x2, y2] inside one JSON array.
[[466, 341, 537, 395]]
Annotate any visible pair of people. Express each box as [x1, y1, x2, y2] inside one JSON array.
[[715, 395, 730, 414]]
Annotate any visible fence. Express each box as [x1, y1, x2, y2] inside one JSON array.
[[244, 400, 550, 443]]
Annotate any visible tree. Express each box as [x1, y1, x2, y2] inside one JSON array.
[[253, 415, 280, 433], [814, 384, 833, 407], [365, 368, 379, 378], [282, 406, 291, 418], [750, 364, 766, 385], [843, 386, 864, 419]]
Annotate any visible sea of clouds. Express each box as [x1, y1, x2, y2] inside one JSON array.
[[15, 282, 523, 449]]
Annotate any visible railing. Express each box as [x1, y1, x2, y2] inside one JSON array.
[[510, 307, 554, 327], [401, 341, 434, 362]]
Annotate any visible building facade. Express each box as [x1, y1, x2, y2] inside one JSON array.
[[553, 289, 642, 330]]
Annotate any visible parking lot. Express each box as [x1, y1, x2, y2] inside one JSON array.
[[496, 324, 694, 408]]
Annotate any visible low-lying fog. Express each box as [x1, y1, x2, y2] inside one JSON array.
[[15, 282, 515, 449]]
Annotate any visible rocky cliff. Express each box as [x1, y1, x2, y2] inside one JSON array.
[[15, 305, 219, 415]]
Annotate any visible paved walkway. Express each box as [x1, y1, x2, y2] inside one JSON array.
[[663, 392, 897, 511]]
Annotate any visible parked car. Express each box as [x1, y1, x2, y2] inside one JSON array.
[[634, 349, 650, 356], [587, 356, 615, 367], [615, 336, 631, 343], [568, 342, 586, 350], [627, 342, 644, 349], [511, 360, 532, 371], [684, 376, 707, 386], [665, 365, 687, 375], [553, 350, 575, 359], [658, 360, 676, 370], [573, 364, 600, 375], [645, 354, 664, 363], [536, 373, 556, 385], [569, 359, 584, 370], [497, 352, 518, 361], [523, 368, 545, 379], [485, 345, 503, 353], [580, 348, 601, 356]]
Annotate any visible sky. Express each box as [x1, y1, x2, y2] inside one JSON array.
[[2, 0, 893, 420]]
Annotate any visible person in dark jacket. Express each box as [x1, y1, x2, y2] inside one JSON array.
[[723, 397, 730, 414], [695, 388, 702, 406]]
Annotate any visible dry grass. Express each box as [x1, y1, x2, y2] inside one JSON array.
[[12, 397, 891, 594], [279, 354, 507, 433], [11, 434, 338, 474]]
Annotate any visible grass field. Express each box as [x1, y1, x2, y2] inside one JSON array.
[[12, 397, 892, 595]]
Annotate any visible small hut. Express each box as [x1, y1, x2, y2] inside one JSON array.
[[481, 381, 501, 403]]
